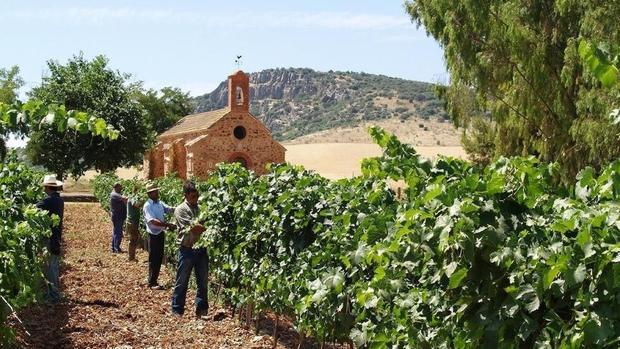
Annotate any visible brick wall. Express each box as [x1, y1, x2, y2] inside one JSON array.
[[145, 71, 285, 179]]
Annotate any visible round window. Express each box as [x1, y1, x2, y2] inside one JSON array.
[[233, 126, 246, 140]]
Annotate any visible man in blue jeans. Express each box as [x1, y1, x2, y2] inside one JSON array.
[[171, 181, 207, 318], [110, 182, 128, 253]]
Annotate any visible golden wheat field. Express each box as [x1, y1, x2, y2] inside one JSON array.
[[62, 142, 466, 191]]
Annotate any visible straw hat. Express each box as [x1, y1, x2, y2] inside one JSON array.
[[42, 174, 63, 187], [146, 182, 159, 193]]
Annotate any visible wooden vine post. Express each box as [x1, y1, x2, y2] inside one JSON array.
[[272, 314, 280, 348]]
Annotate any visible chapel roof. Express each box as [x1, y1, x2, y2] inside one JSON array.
[[158, 108, 230, 139], [184, 134, 209, 147]]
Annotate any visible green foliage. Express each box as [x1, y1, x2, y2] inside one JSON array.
[[26, 53, 152, 178], [0, 79, 120, 344], [579, 40, 620, 128], [91, 172, 183, 266], [135, 86, 195, 134], [191, 127, 620, 347], [579, 41, 619, 88], [0, 153, 54, 345], [92, 127, 620, 347], [0, 99, 120, 162], [0, 66, 24, 105], [406, 0, 620, 181]]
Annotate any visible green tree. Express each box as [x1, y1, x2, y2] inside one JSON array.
[[579, 40, 619, 126], [0, 66, 24, 104], [406, 0, 620, 180], [136, 86, 195, 134], [0, 66, 25, 159], [26, 54, 152, 178]]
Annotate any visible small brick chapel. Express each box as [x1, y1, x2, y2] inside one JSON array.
[[143, 70, 286, 179]]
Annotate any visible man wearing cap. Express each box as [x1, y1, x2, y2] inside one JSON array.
[[143, 183, 176, 289], [36, 174, 65, 303], [110, 182, 128, 253], [171, 181, 207, 317]]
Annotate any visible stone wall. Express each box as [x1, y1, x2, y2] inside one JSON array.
[[146, 70, 285, 180], [144, 143, 165, 179], [172, 139, 187, 179], [185, 111, 285, 177]]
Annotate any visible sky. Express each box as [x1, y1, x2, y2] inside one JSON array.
[[2, 0, 448, 146]]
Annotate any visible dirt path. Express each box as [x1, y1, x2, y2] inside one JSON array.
[[10, 203, 290, 349]]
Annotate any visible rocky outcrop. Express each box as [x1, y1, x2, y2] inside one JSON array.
[[193, 68, 446, 141]]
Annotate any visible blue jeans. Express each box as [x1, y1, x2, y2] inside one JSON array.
[[44, 254, 61, 303], [171, 247, 209, 314], [111, 217, 125, 252]]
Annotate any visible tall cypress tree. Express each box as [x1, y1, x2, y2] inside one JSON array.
[[406, 0, 620, 180]]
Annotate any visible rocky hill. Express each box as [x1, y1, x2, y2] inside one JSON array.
[[194, 68, 449, 141]]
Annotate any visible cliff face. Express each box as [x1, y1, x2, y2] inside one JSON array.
[[194, 68, 447, 141]]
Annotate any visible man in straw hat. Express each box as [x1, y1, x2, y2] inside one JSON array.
[[143, 182, 176, 289], [36, 174, 65, 303]]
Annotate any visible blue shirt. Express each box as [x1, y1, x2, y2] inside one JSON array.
[[110, 191, 127, 221], [143, 199, 174, 235]]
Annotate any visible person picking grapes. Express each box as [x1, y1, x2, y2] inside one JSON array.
[[37, 175, 65, 304], [171, 181, 208, 318], [143, 182, 175, 289]]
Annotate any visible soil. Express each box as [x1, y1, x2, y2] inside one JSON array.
[[8, 203, 313, 349]]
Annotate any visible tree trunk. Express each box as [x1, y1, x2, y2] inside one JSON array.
[[0, 138, 6, 162]]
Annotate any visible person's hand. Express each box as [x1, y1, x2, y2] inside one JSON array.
[[190, 224, 206, 235]]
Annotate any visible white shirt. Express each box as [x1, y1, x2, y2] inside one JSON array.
[[143, 198, 174, 235]]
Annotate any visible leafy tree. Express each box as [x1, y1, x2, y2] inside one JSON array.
[[0, 66, 25, 159], [135, 86, 195, 134], [0, 66, 23, 104], [26, 54, 153, 178], [406, 0, 620, 180], [579, 40, 620, 125]]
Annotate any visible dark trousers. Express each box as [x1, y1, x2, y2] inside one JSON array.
[[171, 247, 209, 314], [111, 217, 125, 252], [148, 232, 165, 286]]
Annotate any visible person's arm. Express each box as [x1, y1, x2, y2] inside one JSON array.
[[112, 192, 128, 204], [144, 203, 175, 229], [189, 224, 206, 234], [163, 202, 175, 214], [36, 197, 50, 211], [175, 206, 205, 235]]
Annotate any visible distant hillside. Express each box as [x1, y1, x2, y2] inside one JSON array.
[[194, 68, 449, 141]]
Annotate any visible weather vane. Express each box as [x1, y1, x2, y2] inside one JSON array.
[[234, 55, 243, 69]]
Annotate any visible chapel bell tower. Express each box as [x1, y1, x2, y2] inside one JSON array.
[[228, 70, 250, 112]]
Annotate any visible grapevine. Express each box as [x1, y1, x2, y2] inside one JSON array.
[[91, 127, 620, 347], [0, 153, 54, 345]]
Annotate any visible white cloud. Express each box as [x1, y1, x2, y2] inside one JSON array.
[[1, 8, 411, 30]]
